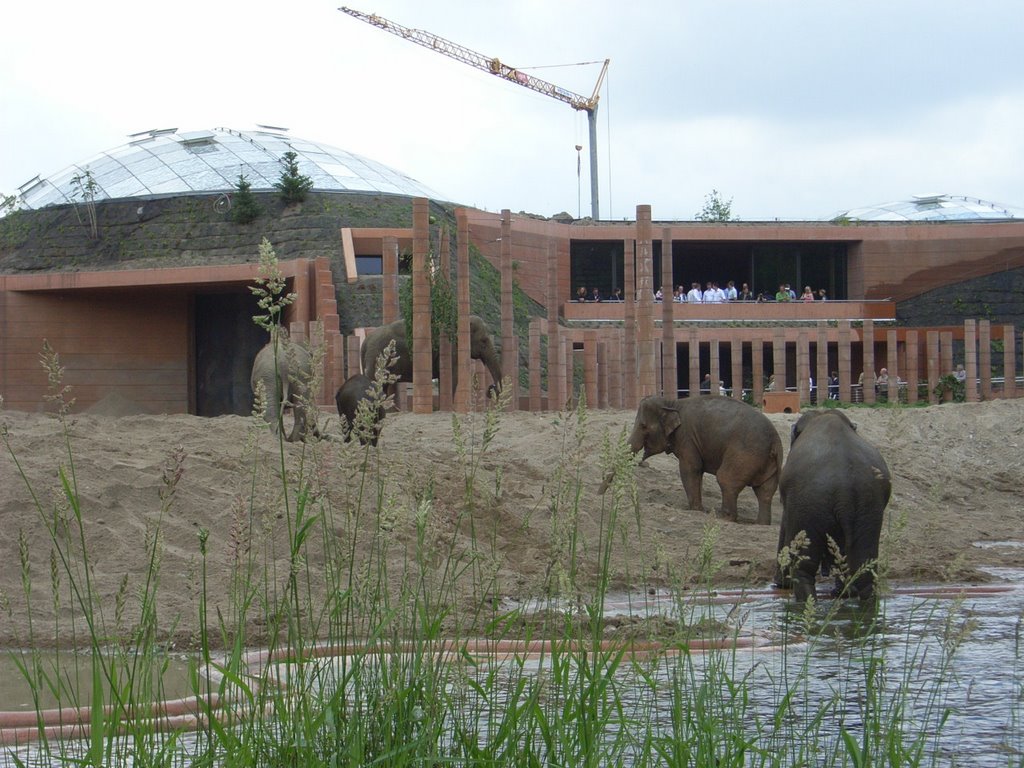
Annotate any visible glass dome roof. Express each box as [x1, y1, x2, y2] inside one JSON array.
[[14, 126, 448, 210], [835, 194, 1024, 222]]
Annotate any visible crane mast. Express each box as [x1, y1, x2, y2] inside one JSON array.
[[339, 6, 608, 219]]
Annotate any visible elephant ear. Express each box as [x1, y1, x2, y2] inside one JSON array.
[[660, 404, 683, 437]]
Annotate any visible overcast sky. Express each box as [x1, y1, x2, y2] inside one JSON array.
[[2, 0, 1021, 221]]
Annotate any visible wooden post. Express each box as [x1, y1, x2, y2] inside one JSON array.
[[411, 198, 432, 413]]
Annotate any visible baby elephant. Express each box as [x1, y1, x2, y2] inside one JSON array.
[[606, 395, 783, 524], [334, 373, 386, 446], [775, 410, 891, 603]]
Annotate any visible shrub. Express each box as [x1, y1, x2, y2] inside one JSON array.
[[274, 150, 313, 204]]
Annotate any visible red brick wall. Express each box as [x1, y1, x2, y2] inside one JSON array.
[[1, 289, 189, 413]]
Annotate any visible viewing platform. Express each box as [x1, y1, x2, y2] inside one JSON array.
[[563, 299, 896, 324]]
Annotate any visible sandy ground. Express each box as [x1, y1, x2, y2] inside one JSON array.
[[1, 396, 1022, 649]]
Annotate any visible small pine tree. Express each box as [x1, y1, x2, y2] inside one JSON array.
[[695, 189, 735, 222], [274, 150, 313, 204], [231, 174, 262, 224]]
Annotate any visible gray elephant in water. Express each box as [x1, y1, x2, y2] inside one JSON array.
[[250, 328, 317, 442], [334, 373, 385, 446], [774, 410, 891, 603], [604, 395, 783, 525], [360, 315, 502, 399]]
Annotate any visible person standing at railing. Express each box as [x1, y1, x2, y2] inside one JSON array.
[[817, 288, 828, 301], [576, 286, 587, 302], [725, 280, 738, 301], [687, 282, 703, 303], [738, 283, 754, 301], [828, 372, 839, 400], [801, 286, 815, 302], [775, 284, 791, 302]]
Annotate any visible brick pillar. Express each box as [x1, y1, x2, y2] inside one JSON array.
[[382, 235, 400, 325], [660, 227, 676, 397], [623, 238, 637, 409], [979, 320, 992, 401], [454, 209, 472, 413], [927, 330, 940, 403], [500, 209, 517, 410], [862, 319, 875, 404], [347, 334, 362, 378], [635, 206, 655, 398], [887, 329, 899, 403], [1003, 325, 1017, 399], [751, 335, 764, 404], [583, 331, 598, 408], [688, 330, 700, 398], [731, 339, 743, 402], [609, 332, 623, 408], [529, 318, 542, 411], [816, 323, 829, 406], [797, 331, 809, 404], [597, 339, 609, 409], [940, 331, 954, 383], [545, 239, 562, 412], [964, 320, 979, 402], [839, 321, 852, 403], [906, 331, 919, 404], [772, 328, 786, 392], [709, 339, 721, 395], [564, 336, 574, 408], [437, 224, 453, 411], [411, 198, 432, 413]]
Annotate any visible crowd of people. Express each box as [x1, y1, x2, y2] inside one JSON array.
[[574, 281, 830, 303]]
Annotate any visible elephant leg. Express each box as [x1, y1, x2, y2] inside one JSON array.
[[678, 462, 704, 511], [842, 515, 883, 600], [715, 476, 741, 522], [753, 478, 777, 525]]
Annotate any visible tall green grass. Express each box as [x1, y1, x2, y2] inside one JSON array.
[[1, 242, 1019, 767]]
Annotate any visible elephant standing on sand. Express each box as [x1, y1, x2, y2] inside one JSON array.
[[335, 373, 386, 446], [605, 395, 783, 525], [360, 315, 502, 399], [250, 327, 316, 442], [775, 410, 891, 603]]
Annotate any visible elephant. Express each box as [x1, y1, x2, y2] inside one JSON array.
[[774, 410, 891, 603], [360, 315, 502, 399], [334, 373, 386, 446], [250, 328, 317, 442], [606, 395, 783, 525]]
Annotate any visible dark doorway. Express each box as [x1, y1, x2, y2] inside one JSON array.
[[194, 292, 267, 416]]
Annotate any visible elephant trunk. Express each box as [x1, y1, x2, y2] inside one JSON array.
[[484, 354, 503, 392], [599, 427, 648, 495]]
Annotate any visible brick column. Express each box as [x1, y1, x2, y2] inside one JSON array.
[[500, 209, 517, 410], [862, 319, 875, 404], [1003, 325, 1017, 399], [709, 339, 721, 395], [660, 227, 676, 397], [564, 336, 574, 408], [623, 238, 637, 409], [545, 239, 562, 411], [772, 328, 786, 392], [979, 319, 992, 401], [636, 206, 655, 399], [382, 235, 400, 325], [438, 224, 453, 411], [529, 318, 542, 411], [597, 337, 609, 409], [411, 198, 432, 413], [816, 323, 829, 406], [906, 331, 919, 404], [454, 209, 472, 413], [797, 331, 809, 404], [887, 329, 899, 402], [731, 339, 743, 402], [964, 320, 978, 402], [839, 321, 852, 403], [751, 335, 764, 404], [609, 332, 623, 408], [927, 330, 940, 403], [688, 330, 700, 398], [583, 331, 598, 408], [347, 334, 362, 378]]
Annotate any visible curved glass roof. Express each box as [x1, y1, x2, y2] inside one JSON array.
[[835, 194, 1024, 222], [14, 127, 448, 210]]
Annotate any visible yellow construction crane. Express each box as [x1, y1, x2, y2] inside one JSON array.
[[339, 6, 609, 219]]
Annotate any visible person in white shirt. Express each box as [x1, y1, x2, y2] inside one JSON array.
[[702, 281, 716, 303], [713, 282, 727, 303], [725, 281, 738, 301], [687, 282, 703, 303]]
